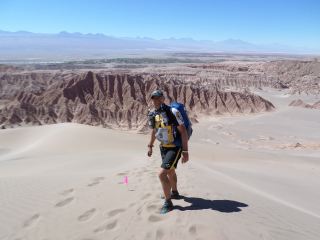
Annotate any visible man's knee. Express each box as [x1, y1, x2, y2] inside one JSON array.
[[158, 169, 169, 180], [167, 169, 176, 177]]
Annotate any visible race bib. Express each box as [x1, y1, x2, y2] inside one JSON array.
[[155, 128, 169, 144]]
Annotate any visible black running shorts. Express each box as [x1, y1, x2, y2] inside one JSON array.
[[160, 146, 182, 170]]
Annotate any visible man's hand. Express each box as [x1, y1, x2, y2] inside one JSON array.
[[181, 151, 189, 163], [147, 129, 156, 157], [177, 125, 188, 164], [147, 147, 153, 157]]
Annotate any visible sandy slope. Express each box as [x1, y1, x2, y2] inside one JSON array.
[[0, 90, 320, 240]]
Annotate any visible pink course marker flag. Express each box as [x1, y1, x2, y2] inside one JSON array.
[[123, 176, 128, 185]]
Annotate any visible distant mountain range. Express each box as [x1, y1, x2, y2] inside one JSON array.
[[0, 30, 318, 60]]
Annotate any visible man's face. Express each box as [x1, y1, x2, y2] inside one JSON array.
[[151, 96, 164, 109]]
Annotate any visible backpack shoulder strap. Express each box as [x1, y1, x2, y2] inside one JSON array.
[[162, 104, 178, 125]]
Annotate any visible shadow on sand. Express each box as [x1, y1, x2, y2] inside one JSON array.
[[174, 196, 248, 213]]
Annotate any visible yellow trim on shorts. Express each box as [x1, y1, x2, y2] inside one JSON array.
[[170, 148, 182, 170]]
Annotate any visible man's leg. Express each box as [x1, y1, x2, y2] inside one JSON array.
[[167, 169, 177, 192], [158, 168, 171, 200]]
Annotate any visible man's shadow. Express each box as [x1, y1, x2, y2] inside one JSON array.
[[174, 196, 248, 213]]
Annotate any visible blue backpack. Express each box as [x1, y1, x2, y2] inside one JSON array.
[[170, 102, 193, 139]]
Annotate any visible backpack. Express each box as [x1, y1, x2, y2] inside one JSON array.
[[169, 102, 193, 139]]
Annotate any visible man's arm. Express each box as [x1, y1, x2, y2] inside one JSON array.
[[170, 107, 189, 163], [177, 125, 189, 163], [147, 129, 156, 157]]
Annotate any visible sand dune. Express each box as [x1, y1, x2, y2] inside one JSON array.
[[1, 59, 320, 240]]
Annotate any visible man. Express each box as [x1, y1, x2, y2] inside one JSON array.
[[147, 90, 189, 214]]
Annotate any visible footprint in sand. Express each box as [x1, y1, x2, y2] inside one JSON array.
[[117, 172, 128, 176], [129, 202, 136, 208], [88, 182, 100, 187], [78, 208, 96, 222], [140, 169, 152, 174], [146, 204, 158, 213], [60, 188, 74, 196], [107, 208, 126, 217], [144, 232, 153, 240], [141, 193, 152, 200], [88, 177, 105, 187], [23, 214, 40, 228], [188, 225, 198, 235], [134, 172, 141, 176], [93, 177, 105, 181], [156, 229, 165, 240], [136, 206, 143, 215], [55, 197, 74, 207], [93, 220, 117, 233], [148, 214, 163, 222]]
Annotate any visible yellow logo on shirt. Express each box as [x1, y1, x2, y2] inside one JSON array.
[[155, 113, 175, 147]]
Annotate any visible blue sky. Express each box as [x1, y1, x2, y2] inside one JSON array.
[[1, 0, 319, 48]]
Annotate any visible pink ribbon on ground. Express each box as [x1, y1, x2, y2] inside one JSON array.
[[123, 176, 128, 185]]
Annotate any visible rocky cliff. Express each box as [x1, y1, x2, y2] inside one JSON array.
[[0, 71, 275, 130]]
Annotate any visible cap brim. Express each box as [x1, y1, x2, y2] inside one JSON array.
[[151, 95, 162, 99]]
